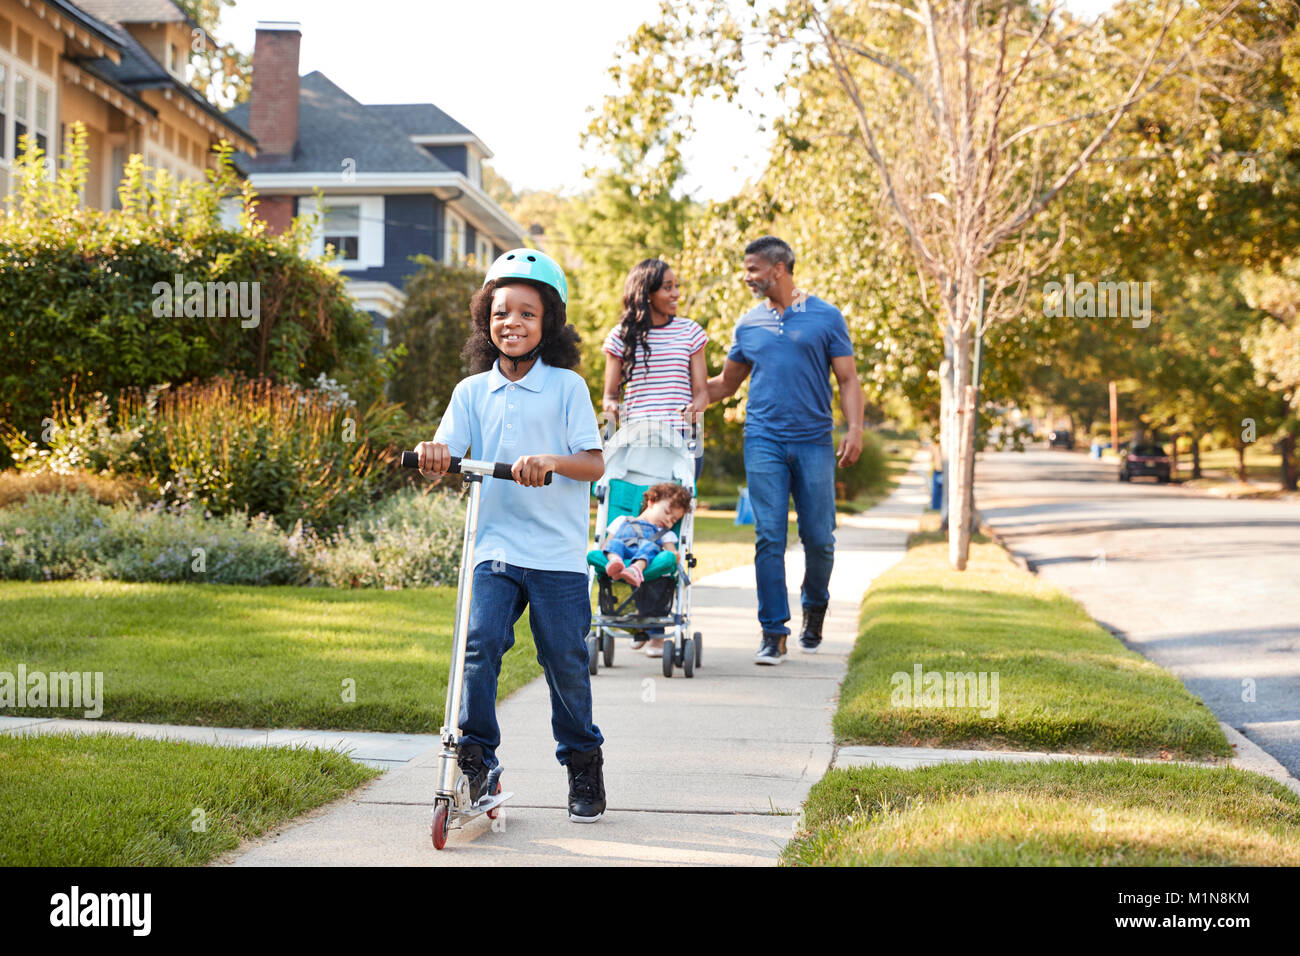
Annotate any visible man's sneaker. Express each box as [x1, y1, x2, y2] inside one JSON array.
[[566, 747, 606, 823], [457, 743, 491, 805], [799, 605, 828, 653], [754, 633, 784, 665]]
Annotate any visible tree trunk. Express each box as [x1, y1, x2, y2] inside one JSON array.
[[1280, 432, 1298, 491], [1191, 433, 1202, 479], [1236, 443, 1248, 482], [948, 325, 974, 570]]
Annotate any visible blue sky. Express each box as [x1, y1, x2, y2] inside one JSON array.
[[223, 0, 1116, 200]]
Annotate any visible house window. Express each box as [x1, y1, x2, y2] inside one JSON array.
[[0, 65, 53, 167], [299, 195, 384, 270], [323, 203, 361, 262], [445, 209, 465, 265], [475, 236, 493, 271]]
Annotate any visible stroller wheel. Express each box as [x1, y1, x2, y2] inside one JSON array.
[[693, 631, 703, 667], [682, 637, 695, 678], [662, 639, 675, 678], [586, 633, 599, 675], [602, 630, 615, 668]]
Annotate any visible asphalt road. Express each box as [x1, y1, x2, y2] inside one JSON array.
[[974, 449, 1300, 777]]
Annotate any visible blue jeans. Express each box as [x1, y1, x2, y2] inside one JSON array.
[[744, 435, 837, 636], [460, 562, 603, 767], [606, 536, 662, 566]]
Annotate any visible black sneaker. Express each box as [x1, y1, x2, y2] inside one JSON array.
[[754, 633, 784, 665], [799, 605, 828, 653], [566, 747, 606, 823], [457, 743, 491, 805]]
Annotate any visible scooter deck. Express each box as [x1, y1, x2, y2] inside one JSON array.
[[453, 790, 514, 821]]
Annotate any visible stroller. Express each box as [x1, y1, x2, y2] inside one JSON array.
[[586, 419, 701, 678]]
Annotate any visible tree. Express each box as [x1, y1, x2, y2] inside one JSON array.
[[1239, 258, 1300, 489], [176, 0, 251, 107], [386, 257, 483, 423]]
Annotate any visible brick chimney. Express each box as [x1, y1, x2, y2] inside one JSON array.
[[249, 21, 301, 157]]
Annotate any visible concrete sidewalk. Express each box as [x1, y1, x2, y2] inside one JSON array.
[[213, 454, 931, 866]]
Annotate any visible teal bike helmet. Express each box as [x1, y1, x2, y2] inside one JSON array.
[[484, 248, 568, 304]]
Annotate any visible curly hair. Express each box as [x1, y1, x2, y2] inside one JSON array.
[[461, 278, 582, 374], [642, 481, 692, 514], [616, 258, 671, 390]]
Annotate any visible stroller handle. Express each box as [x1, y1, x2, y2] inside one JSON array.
[[400, 451, 553, 485]]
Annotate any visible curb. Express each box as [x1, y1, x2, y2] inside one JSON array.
[[1220, 723, 1300, 798]]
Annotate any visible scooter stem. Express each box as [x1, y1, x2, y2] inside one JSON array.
[[439, 472, 483, 797]]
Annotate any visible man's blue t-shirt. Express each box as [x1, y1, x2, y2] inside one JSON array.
[[726, 295, 854, 443]]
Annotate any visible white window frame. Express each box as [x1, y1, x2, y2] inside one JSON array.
[[444, 208, 466, 265], [475, 235, 493, 271], [0, 51, 57, 178], [300, 195, 385, 269]]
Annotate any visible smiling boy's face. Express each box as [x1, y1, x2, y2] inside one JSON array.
[[490, 283, 544, 359]]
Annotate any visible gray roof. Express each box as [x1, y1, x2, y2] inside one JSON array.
[[73, 0, 194, 25], [67, 0, 251, 140], [367, 103, 472, 138], [227, 71, 458, 174]]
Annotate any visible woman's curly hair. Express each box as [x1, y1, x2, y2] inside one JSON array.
[[462, 278, 582, 373], [616, 258, 671, 389]]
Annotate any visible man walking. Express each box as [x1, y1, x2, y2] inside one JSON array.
[[707, 236, 865, 664]]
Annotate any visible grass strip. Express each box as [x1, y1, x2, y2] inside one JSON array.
[[783, 760, 1300, 866], [834, 533, 1229, 759], [0, 580, 540, 732], [0, 731, 377, 866]]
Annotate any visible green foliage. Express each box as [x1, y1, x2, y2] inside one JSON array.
[[835, 429, 886, 501], [385, 256, 482, 421], [0, 486, 466, 588], [4, 378, 411, 531], [0, 125, 384, 468]]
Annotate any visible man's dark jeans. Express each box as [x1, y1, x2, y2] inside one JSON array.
[[460, 561, 603, 767], [744, 435, 836, 636]]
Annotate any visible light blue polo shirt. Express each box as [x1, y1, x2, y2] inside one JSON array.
[[434, 358, 603, 574]]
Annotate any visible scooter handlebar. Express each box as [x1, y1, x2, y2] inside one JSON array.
[[400, 451, 552, 485]]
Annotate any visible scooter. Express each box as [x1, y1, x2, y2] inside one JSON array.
[[400, 450, 551, 849]]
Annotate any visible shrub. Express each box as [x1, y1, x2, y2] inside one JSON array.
[[3, 378, 414, 531], [385, 257, 482, 421], [0, 470, 153, 508], [0, 126, 387, 467], [0, 486, 466, 588], [837, 429, 887, 501]]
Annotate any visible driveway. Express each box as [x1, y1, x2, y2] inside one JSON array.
[[975, 449, 1300, 777]]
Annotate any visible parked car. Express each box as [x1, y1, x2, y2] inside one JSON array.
[[1120, 442, 1173, 482], [1048, 429, 1074, 449]]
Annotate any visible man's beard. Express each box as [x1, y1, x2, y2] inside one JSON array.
[[746, 278, 772, 298]]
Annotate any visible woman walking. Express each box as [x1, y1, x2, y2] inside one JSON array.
[[602, 258, 709, 656]]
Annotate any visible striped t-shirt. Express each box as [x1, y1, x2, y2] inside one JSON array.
[[603, 318, 708, 423]]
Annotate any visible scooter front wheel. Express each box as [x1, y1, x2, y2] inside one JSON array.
[[432, 800, 451, 850]]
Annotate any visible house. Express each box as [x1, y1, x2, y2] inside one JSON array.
[[0, 0, 255, 208], [226, 21, 527, 338]]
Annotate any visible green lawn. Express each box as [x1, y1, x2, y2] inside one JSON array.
[[834, 532, 1229, 759], [0, 580, 540, 732], [1178, 445, 1283, 484], [0, 732, 377, 866], [783, 759, 1300, 866]]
